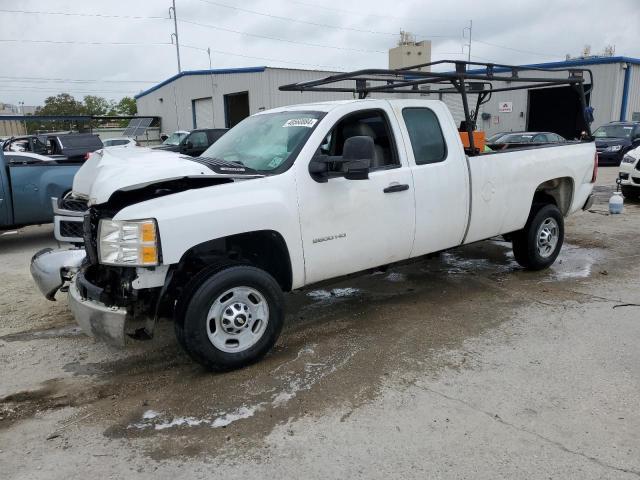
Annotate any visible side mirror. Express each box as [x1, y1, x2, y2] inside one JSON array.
[[341, 136, 372, 180], [160, 134, 168, 141]]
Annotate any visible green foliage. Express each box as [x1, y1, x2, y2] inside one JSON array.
[[28, 93, 139, 133]]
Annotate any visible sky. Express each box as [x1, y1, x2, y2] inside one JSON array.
[[1, 0, 639, 107]]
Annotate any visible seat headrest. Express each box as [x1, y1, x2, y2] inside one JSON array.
[[343, 121, 377, 140]]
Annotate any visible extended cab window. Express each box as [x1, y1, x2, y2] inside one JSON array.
[[320, 110, 399, 171], [402, 108, 447, 165]]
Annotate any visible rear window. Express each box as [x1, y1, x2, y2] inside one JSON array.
[[58, 135, 103, 149], [402, 108, 447, 165]]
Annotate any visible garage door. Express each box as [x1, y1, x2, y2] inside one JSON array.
[[193, 97, 213, 129]]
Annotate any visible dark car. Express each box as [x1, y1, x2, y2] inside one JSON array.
[[153, 128, 228, 157], [2, 133, 103, 162], [593, 122, 640, 166], [487, 131, 565, 150]]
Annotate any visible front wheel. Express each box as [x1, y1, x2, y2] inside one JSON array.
[[178, 265, 284, 371], [512, 204, 564, 270]]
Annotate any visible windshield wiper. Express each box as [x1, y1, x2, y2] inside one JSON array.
[[193, 156, 262, 175]]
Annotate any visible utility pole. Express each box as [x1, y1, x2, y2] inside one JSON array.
[[169, 0, 181, 73], [463, 20, 472, 62]]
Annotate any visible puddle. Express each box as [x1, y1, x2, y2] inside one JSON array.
[[547, 244, 604, 281], [307, 288, 361, 301]]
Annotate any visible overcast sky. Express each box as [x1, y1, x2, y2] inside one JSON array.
[[1, 0, 639, 106]]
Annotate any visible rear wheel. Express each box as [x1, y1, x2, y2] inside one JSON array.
[[512, 204, 564, 270], [177, 265, 284, 371], [621, 186, 640, 201]]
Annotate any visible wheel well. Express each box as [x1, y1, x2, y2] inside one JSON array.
[[533, 177, 573, 216], [171, 230, 293, 293]]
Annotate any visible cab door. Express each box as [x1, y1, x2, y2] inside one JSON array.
[[295, 104, 416, 285], [390, 101, 470, 256], [0, 152, 10, 226]]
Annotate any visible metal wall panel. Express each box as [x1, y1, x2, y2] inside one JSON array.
[[624, 64, 640, 121]]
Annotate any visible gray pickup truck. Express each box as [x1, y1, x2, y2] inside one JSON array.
[[0, 150, 81, 229]]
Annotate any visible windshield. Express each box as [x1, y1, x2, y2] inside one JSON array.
[[200, 111, 323, 172], [593, 125, 634, 139], [163, 131, 188, 145], [497, 133, 535, 143]]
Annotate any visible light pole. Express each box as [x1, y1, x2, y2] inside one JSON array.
[[169, 0, 181, 73], [18, 101, 27, 133], [463, 20, 473, 62]]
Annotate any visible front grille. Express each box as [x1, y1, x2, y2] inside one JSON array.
[[59, 196, 88, 212], [60, 219, 84, 239], [633, 177, 640, 185], [83, 211, 99, 264], [636, 162, 640, 171]]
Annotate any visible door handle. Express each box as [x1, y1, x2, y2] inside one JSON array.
[[383, 183, 409, 193]]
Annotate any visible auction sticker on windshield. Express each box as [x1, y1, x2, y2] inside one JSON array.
[[283, 118, 318, 128]]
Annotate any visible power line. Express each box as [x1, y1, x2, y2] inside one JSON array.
[[0, 8, 167, 21], [289, 0, 461, 24], [195, 0, 458, 39], [181, 44, 347, 70], [0, 38, 172, 47], [473, 39, 559, 59], [179, 18, 386, 54]]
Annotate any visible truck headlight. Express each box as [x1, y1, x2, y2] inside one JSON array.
[[98, 219, 160, 266], [606, 145, 622, 152], [622, 155, 636, 164]]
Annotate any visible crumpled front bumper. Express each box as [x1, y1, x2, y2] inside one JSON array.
[[30, 248, 86, 300], [68, 275, 128, 347], [31, 247, 129, 346]]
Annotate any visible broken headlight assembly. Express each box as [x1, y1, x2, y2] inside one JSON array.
[[97, 219, 160, 266]]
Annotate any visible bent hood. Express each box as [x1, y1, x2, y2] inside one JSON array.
[[73, 147, 261, 205]]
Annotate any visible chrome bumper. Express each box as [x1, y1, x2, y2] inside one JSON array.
[[30, 248, 86, 300], [68, 277, 127, 347]]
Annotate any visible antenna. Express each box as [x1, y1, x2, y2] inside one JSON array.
[[463, 20, 472, 62]]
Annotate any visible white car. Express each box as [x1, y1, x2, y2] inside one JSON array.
[[619, 146, 640, 199], [101, 137, 138, 148]]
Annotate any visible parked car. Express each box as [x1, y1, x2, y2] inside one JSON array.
[[153, 128, 228, 157], [159, 130, 188, 146], [593, 121, 640, 166], [0, 150, 81, 230], [102, 137, 138, 148], [2, 133, 103, 162], [487, 131, 566, 149], [31, 95, 597, 370], [619, 146, 640, 199]]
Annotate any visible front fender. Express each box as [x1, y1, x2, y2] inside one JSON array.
[[113, 173, 306, 288]]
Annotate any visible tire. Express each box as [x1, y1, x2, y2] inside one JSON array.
[[178, 265, 284, 371], [621, 186, 640, 201], [512, 203, 564, 270]]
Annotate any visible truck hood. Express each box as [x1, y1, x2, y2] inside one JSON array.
[[73, 147, 260, 206]]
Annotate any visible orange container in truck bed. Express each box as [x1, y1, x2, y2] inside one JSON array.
[[459, 131, 486, 151]]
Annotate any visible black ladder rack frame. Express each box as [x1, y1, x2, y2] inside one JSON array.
[[279, 60, 594, 155]]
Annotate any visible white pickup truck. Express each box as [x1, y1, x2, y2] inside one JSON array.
[[31, 62, 597, 371]]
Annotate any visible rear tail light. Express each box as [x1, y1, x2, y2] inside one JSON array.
[[591, 152, 598, 183], [84, 152, 90, 161]]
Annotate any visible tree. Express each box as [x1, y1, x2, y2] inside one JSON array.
[[83, 95, 113, 116], [115, 97, 137, 116], [35, 93, 84, 116]]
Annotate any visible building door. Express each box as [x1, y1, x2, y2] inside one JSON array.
[[527, 86, 591, 140], [224, 92, 250, 128], [192, 97, 213, 129]]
